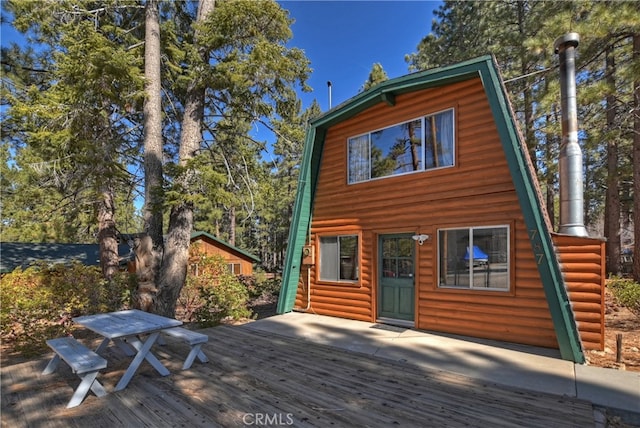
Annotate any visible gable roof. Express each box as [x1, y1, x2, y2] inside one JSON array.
[[190, 231, 261, 263], [276, 55, 584, 363], [0, 242, 131, 273]]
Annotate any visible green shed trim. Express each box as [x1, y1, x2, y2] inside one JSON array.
[[277, 55, 584, 363]]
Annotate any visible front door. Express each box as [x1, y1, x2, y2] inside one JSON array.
[[378, 234, 415, 324]]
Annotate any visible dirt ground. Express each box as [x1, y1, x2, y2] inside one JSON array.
[[585, 288, 640, 372]]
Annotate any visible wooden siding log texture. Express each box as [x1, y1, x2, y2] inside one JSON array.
[[192, 238, 253, 275], [552, 234, 605, 350], [295, 77, 603, 350]]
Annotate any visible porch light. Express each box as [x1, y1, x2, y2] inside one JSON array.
[[411, 234, 430, 245]]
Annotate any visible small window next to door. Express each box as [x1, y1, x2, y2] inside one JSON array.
[[319, 235, 359, 283], [437, 225, 510, 290]]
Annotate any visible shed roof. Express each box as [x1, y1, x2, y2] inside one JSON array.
[[0, 242, 131, 273], [276, 55, 584, 363], [190, 231, 261, 263]]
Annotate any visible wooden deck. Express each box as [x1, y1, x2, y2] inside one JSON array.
[[2, 324, 595, 427]]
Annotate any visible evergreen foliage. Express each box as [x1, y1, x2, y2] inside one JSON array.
[[1, 0, 638, 284], [407, 0, 639, 277]]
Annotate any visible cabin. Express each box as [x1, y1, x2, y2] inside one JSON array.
[[189, 231, 260, 276], [276, 55, 605, 363]]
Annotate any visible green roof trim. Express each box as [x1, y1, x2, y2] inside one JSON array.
[[190, 231, 261, 263], [479, 58, 584, 363], [277, 56, 584, 363]]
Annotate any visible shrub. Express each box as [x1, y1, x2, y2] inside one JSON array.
[[237, 274, 281, 299], [608, 276, 640, 317], [0, 263, 134, 356], [184, 251, 253, 327]]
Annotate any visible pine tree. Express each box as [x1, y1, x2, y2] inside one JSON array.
[[361, 63, 389, 92]]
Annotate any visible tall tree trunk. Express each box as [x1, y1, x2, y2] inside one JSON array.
[[544, 112, 556, 229], [154, 0, 216, 317], [229, 206, 236, 246], [605, 47, 621, 275], [633, 34, 640, 282], [143, 0, 164, 249], [136, 0, 164, 311], [97, 186, 119, 280]]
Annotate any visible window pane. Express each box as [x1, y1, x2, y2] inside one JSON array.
[[320, 235, 359, 282], [382, 238, 397, 257], [339, 236, 358, 280], [370, 119, 422, 179], [319, 236, 338, 280], [438, 226, 509, 290], [473, 227, 509, 289], [382, 258, 397, 278], [425, 110, 454, 169], [348, 134, 370, 184], [439, 229, 470, 287]]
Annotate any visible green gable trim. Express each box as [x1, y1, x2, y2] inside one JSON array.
[[479, 58, 584, 363], [277, 56, 584, 363], [276, 127, 316, 313], [190, 231, 261, 263]]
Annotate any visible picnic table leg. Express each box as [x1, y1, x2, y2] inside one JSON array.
[[113, 338, 137, 356], [113, 331, 166, 392], [67, 371, 106, 408], [94, 336, 136, 357], [42, 354, 60, 375], [181, 343, 209, 370], [124, 333, 169, 375], [95, 337, 111, 354]]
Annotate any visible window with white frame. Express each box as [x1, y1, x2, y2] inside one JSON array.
[[228, 263, 241, 275], [319, 235, 359, 282], [438, 225, 509, 290], [348, 108, 454, 184]]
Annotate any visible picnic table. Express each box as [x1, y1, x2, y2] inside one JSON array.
[[73, 309, 182, 391]]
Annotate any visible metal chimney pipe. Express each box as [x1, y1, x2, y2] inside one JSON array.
[[554, 33, 588, 237], [327, 81, 332, 109]]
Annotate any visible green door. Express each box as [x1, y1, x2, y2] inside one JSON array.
[[378, 234, 415, 323]]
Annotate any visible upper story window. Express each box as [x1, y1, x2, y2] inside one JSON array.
[[348, 108, 455, 184]]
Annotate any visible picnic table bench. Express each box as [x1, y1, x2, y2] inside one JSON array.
[[42, 336, 107, 408], [161, 327, 209, 370]]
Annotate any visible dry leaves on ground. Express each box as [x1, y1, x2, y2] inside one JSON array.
[[585, 288, 640, 372]]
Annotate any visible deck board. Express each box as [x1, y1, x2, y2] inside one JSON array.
[[2, 324, 594, 427]]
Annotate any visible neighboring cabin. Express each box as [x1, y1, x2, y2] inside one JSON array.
[[277, 55, 605, 363], [188, 231, 261, 276], [1, 231, 260, 277]]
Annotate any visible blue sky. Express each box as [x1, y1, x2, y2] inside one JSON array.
[[279, 1, 440, 111], [1, 1, 441, 140], [1, 1, 440, 111]]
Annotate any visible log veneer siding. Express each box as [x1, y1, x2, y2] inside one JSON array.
[[294, 78, 567, 348], [552, 234, 605, 350]]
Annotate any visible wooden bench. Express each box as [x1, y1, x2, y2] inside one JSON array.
[[161, 327, 209, 370], [42, 337, 108, 408]]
